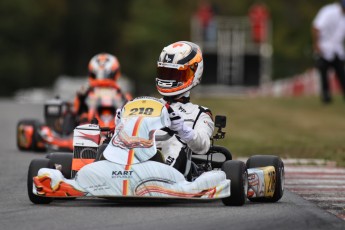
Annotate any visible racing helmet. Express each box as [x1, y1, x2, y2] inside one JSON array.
[[156, 41, 204, 96], [88, 53, 121, 87]]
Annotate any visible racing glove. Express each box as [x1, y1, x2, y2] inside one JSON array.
[[169, 111, 195, 142]]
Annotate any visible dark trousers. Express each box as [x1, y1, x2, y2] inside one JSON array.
[[316, 55, 345, 102]]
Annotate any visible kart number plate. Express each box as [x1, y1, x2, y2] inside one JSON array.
[[123, 99, 164, 118]]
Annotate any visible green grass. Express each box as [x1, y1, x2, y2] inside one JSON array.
[[193, 95, 345, 167]]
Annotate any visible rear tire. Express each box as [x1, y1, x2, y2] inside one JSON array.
[[27, 159, 53, 204], [246, 155, 284, 202], [46, 152, 73, 179], [17, 119, 44, 151], [221, 160, 247, 206]]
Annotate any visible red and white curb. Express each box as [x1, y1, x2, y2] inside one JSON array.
[[285, 165, 345, 221], [248, 68, 342, 97]]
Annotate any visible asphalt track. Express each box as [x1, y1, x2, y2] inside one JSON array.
[[0, 99, 344, 230]]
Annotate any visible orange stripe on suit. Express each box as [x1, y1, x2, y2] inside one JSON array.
[[122, 116, 144, 195]]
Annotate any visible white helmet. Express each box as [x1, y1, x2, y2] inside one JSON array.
[[88, 53, 121, 87], [156, 41, 204, 96]]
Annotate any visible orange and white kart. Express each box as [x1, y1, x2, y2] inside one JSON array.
[[17, 86, 129, 152], [27, 97, 284, 205]]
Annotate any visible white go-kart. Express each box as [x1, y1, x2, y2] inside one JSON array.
[[28, 97, 284, 206]]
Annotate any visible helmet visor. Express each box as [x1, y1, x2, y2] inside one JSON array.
[[157, 66, 194, 83], [90, 70, 118, 80]]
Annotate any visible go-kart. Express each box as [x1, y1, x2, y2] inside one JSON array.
[[17, 86, 128, 152], [27, 97, 284, 206]]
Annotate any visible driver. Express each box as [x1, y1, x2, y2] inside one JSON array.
[[155, 41, 215, 174], [74, 53, 131, 124]]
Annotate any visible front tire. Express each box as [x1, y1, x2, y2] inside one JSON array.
[[27, 159, 53, 204], [246, 155, 284, 202], [221, 160, 248, 206]]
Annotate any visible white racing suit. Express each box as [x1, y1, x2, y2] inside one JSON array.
[[156, 98, 215, 175]]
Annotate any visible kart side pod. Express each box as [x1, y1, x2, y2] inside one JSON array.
[[71, 124, 101, 178], [246, 155, 285, 202], [247, 166, 275, 198]]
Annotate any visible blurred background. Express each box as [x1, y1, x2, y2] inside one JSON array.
[[1, 0, 345, 165], [0, 0, 330, 98]]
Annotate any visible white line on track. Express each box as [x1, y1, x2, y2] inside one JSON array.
[[286, 179, 345, 184], [285, 164, 345, 221]]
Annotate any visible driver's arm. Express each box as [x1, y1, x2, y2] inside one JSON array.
[[186, 112, 214, 155]]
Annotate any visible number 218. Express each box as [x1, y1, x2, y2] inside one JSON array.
[[129, 107, 154, 115]]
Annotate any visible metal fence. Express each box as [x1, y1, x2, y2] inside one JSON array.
[[191, 16, 272, 87]]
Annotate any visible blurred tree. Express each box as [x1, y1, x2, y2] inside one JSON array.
[[121, 0, 194, 95], [61, 0, 131, 76], [0, 0, 333, 96], [0, 0, 67, 95], [0, 0, 131, 96]]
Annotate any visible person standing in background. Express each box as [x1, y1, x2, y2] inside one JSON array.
[[312, 0, 345, 104], [195, 0, 217, 42]]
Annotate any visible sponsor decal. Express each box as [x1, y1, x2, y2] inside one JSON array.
[[112, 170, 134, 179], [178, 106, 186, 113], [157, 62, 183, 69], [88, 124, 100, 128], [247, 167, 275, 198], [247, 172, 264, 198], [88, 182, 111, 192], [248, 173, 259, 186], [165, 54, 175, 63], [264, 169, 276, 197], [166, 156, 175, 165], [74, 142, 84, 146], [133, 96, 162, 103]]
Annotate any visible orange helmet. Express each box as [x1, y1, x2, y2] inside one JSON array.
[[156, 41, 203, 96], [88, 53, 121, 87]]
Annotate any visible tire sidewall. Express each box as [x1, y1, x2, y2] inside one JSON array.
[[27, 159, 53, 204], [221, 160, 247, 206]]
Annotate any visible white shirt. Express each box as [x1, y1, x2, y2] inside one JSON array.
[[313, 3, 345, 61]]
